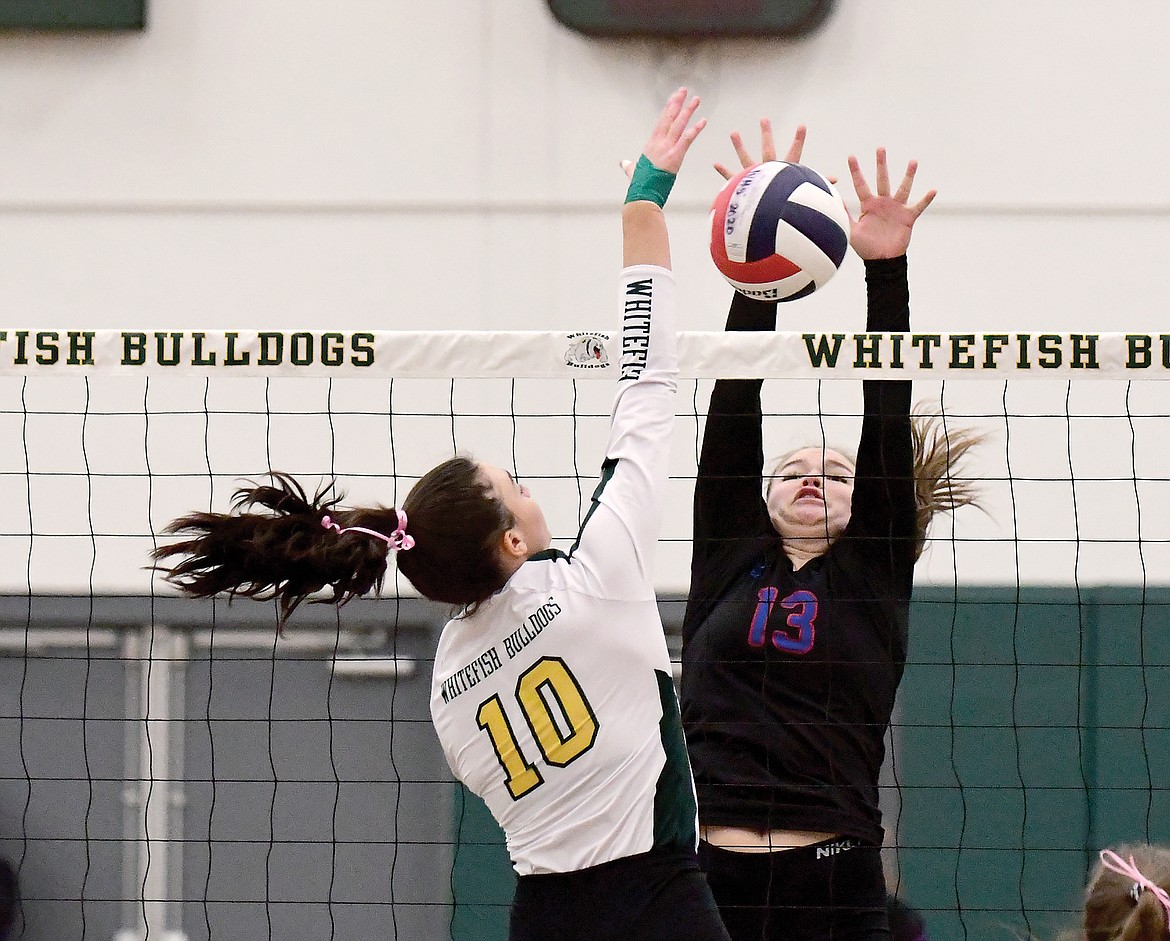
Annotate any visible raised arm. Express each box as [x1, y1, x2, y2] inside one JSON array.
[[621, 89, 706, 268], [845, 151, 935, 570], [693, 121, 809, 565], [692, 297, 776, 568], [568, 89, 705, 596]]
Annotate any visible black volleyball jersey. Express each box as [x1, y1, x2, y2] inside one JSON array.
[[681, 256, 916, 845]]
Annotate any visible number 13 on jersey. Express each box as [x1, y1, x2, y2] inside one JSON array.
[[475, 656, 600, 799]]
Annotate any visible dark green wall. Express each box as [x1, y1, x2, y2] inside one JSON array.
[[451, 786, 513, 941], [452, 587, 1170, 941], [899, 587, 1170, 941]]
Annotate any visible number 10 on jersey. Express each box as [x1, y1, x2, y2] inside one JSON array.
[[475, 656, 600, 799]]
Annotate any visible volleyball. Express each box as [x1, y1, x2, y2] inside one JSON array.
[[710, 160, 851, 302]]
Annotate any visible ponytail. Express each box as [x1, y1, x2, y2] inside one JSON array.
[[152, 473, 398, 627], [154, 457, 517, 626], [1084, 844, 1170, 941], [909, 408, 986, 560]]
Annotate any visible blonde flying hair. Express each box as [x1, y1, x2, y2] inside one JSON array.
[[908, 408, 985, 559]]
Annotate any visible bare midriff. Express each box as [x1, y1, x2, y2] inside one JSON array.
[[700, 825, 838, 854]]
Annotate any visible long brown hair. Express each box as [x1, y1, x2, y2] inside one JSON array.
[[1083, 845, 1170, 941], [152, 457, 515, 626], [396, 457, 515, 610]]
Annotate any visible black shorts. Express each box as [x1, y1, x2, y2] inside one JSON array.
[[698, 837, 889, 941], [510, 845, 731, 941]]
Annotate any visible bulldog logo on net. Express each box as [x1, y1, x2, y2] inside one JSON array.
[[564, 333, 610, 369]]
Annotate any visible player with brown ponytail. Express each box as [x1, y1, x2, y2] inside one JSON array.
[[155, 89, 733, 941], [1082, 845, 1170, 941]]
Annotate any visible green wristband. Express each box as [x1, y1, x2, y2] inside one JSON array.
[[624, 154, 676, 208]]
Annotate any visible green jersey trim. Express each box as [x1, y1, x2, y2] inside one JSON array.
[[653, 669, 698, 850]]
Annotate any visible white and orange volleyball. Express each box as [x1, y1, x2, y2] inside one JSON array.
[[710, 161, 851, 302]]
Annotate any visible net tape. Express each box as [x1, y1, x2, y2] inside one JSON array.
[[2, 329, 1169, 378]]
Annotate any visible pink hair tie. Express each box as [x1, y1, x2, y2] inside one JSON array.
[[321, 510, 415, 552], [1099, 849, 1170, 924]]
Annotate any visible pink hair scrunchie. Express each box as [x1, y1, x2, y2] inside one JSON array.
[[321, 509, 415, 552], [1099, 849, 1170, 926]]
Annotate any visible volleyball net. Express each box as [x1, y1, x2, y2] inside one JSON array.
[[1, 328, 1168, 941]]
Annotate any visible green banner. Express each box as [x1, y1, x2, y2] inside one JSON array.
[[0, 0, 145, 30]]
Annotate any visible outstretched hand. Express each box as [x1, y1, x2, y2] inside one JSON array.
[[846, 149, 936, 260], [621, 87, 706, 181], [714, 119, 807, 180]]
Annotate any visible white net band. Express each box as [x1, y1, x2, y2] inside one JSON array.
[[2, 328, 1169, 378]]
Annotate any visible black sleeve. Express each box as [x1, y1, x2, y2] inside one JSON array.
[[846, 256, 917, 593], [691, 292, 778, 576]]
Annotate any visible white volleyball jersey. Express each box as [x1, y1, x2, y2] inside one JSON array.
[[430, 265, 698, 876]]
